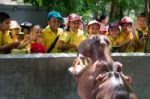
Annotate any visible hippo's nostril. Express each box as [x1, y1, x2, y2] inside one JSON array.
[[114, 72, 120, 78]]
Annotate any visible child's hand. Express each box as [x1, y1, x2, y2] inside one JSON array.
[[12, 41, 20, 48], [23, 35, 32, 42], [68, 44, 78, 49], [141, 34, 147, 40]]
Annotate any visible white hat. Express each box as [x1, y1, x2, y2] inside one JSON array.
[[10, 20, 21, 29], [87, 20, 100, 28]]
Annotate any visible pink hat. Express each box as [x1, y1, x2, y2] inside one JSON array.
[[68, 13, 82, 22], [120, 16, 133, 24]]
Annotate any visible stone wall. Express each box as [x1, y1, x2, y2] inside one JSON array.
[[0, 53, 149, 99]]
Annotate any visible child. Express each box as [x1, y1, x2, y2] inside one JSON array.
[[0, 12, 19, 53], [106, 22, 120, 46], [119, 16, 135, 52], [58, 13, 85, 52], [86, 20, 100, 38], [20, 22, 33, 35], [30, 24, 46, 53], [9, 20, 29, 54], [9, 20, 21, 42], [134, 12, 148, 52], [31, 24, 43, 42], [98, 14, 109, 34], [42, 11, 64, 53], [18, 22, 33, 53], [106, 22, 121, 52]]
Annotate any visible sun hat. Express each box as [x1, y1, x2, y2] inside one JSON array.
[[20, 22, 33, 27], [67, 13, 82, 22], [120, 16, 133, 24], [47, 11, 64, 22], [108, 22, 119, 29], [87, 20, 100, 28], [10, 20, 21, 29]]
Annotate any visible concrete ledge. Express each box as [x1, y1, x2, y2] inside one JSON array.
[[0, 53, 149, 99], [1, 52, 150, 58]]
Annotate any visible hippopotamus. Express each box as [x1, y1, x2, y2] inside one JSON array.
[[69, 35, 137, 99]]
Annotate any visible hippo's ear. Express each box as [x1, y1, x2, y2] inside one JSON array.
[[124, 75, 133, 85], [98, 35, 110, 45], [78, 39, 93, 58]]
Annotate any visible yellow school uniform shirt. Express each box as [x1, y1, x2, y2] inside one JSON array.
[[118, 31, 134, 52], [0, 31, 3, 46], [0, 31, 13, 46], [105, 31, 125, 47], [85, 33, 98, 39], [42, 26, 64, 53], [106, 33, 122, 47], [12, 38, 18, 42], [134, 26, 148, 52], [0, 31, 13, 53], [60, 29, 85, 52]]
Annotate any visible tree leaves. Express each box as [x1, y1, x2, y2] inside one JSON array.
[[23, 0, 144, 21]]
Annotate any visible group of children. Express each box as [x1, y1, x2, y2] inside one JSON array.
[[0, 12, 45, 54], [0, 11, 148, 54]]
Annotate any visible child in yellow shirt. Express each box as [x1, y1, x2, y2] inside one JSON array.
[[58, 13, 85, 52], [134, 12, 148, 52], [42, 11, 64, 53], [30, 24, 46, 53], [0, 12, 19, 53], [9, 20, 30, 54], [106, 22, 121, 52], [119, 16, 135, 52], [86, 20, 100, 38]]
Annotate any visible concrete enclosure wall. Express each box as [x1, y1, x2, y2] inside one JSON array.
[[0, 53, 149, 99], [0, 5, 47, 27]]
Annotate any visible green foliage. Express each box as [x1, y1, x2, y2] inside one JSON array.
[[23, 0, 144, 21]]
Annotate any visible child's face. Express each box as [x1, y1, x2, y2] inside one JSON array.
[[48, 16, 61, 31], [109, 28, 119, 37], [22, 28, 30, 34], [137, 16, 147, 29], [69, 20, 81, 31], [88, 24, 100, 35], [32, 26, 42, 40], [10, 28, 20, 37], [0, 19, 10, 32], [101, 17, 109, 25], [32, 26, 42, 35], [121, 23, 132, 33]]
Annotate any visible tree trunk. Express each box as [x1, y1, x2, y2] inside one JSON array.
[[144, 0, 150, 52], [110, 2, 118, 21], [110, 2, 123, 21]]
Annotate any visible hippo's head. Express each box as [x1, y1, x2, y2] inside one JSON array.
[[78, 35, 111, 62]]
